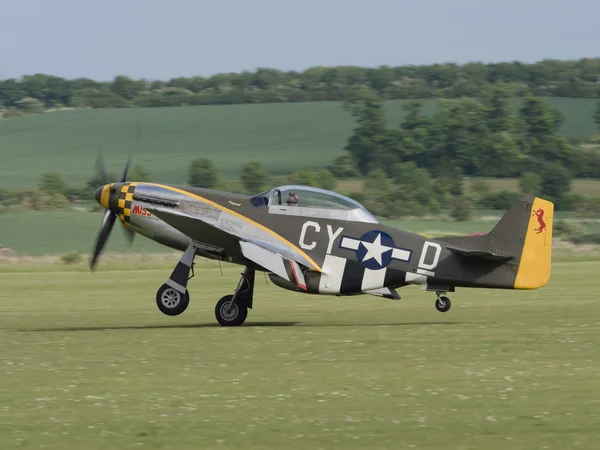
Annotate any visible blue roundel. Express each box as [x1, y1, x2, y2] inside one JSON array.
[[355, 230, 395, 270]]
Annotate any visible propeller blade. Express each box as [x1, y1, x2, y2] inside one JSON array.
[[95, 148, 109, 185], [119, 149, 132, 183], [90, 209, 117, 271], [118, 122, 139, 183]]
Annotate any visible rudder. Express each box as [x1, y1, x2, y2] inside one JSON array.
[[513, 197, 553, 289]]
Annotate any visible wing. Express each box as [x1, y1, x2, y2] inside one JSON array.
[[238, 241, 307, 290], [144, 205, 243, 257], [145, 206, 313, 291]]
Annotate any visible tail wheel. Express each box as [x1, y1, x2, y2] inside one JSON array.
[[156, 283, 189, 316], [215, 295, 248, 326]]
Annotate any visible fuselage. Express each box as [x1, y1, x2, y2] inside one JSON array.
[[94, 182, 530, 296]]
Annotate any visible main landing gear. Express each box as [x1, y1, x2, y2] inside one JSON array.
[[215, 267, 254, 327], [435, 292, 451, 312], [156, 284, 190, 316], [155, 244, 255, 326]]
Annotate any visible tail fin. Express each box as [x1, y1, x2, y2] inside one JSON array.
[[479, 194, 554, 289], [439, 195, 553, 289], [511, 196, 553, 289]]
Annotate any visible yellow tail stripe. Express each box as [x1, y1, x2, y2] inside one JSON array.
[[514, 197, 553, 289]]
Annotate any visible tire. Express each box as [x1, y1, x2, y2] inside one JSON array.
[[215, 295, 248, 326], [156, 283, 190, 316], [435, 296, 451, 312]]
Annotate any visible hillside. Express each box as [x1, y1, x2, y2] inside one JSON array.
[[1, 98, 598, 190]]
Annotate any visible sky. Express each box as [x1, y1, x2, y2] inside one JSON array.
[[0, 0, 598, 81]]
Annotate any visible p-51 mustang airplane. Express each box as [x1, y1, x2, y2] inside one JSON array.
[[91, 156, 553, 326]]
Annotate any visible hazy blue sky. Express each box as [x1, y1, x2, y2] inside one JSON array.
[[1, 0, 597, 81]]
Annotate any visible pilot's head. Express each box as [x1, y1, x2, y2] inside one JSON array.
[[286, 191, 299, 205]]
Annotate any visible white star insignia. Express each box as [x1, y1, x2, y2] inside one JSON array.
[[361, 233, 392, 265]]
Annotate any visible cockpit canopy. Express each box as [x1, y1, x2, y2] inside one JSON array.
[[250, 185, 379, 223]]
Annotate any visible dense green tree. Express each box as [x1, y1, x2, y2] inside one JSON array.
[[39, 173, 68, 195], [468, 179, 491, 206], [343, 88, 394, 175], [19, 74, 47, 102], [328, 154, 359, 178], [480, 85, 515, 133], [391, 161, 441, 216], [425, 98, 487, 176], [4, 58, 600, 112], [188, 158, 219, 189], [449, 196, 474, 222], [517, 95, 583, 170], [128, 164, 152, 182], [362, 169, 393, 217], [540, 162, 572, 206], [519, 95, 563, 140], [365, 169, 392, 194], [292, 168, 316, 187], [475, 132, 523, 177], [70, 77, 103, 91], [594, 100, 600, 132], [431, 163, 465, 198], [240, 161, 268, 193], [390, 101, 430, 167], [519, 172, 542, 195], [0, 79, 23, 107], [19, 74, 71, 107], [315, 169, 336, 190], [111, 75, 145, 100]]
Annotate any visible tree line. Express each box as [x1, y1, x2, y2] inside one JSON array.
[[335, 85, 600, 211], [1, 58, 600, 113], [0, 147, 595, 223], [0, 159, 338, 213]]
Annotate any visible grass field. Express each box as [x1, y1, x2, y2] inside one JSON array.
[[1, 259, 600, 449], [1, 98, 598, 190]]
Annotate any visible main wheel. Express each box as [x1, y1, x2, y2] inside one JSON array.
[[435, 296, 451, 312], [215, 295, 248, 326], [156, 283, 190, 316]]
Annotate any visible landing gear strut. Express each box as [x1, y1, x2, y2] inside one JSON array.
[[215, 267, 255, 326], [435, 292, 451, 312], [156, 244, 255, 326], [156, 244, 196, 317]]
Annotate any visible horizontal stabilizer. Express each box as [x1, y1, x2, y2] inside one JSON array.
[[445, 245, 514, 261]]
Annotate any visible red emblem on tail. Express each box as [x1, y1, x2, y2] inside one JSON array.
[[532, 208, 546, 234]]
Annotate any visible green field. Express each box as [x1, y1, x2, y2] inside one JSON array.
[[1, 260, 600, 449], [1, 98, 598, 190]]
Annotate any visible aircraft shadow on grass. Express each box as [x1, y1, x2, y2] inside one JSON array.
[[15, 321, 462, 333]]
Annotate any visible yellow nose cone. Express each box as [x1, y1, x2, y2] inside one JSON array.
[[94, 184, 111, 209]]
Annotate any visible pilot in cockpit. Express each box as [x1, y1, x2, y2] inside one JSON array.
[[286, 191, 299, 205]]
